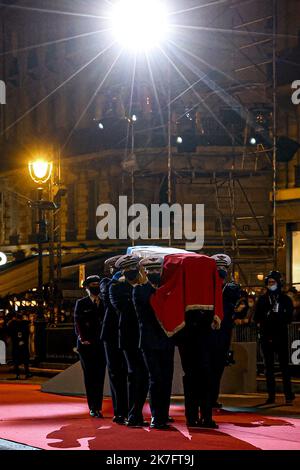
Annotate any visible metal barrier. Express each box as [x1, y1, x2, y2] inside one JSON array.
[[37, 322, 300, 366], [232, 323, 300, 366], [46, 325, 78, 362], [0, 340, 6, 364]]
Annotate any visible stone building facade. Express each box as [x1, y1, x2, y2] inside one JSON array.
[[0, 0, 300, 292]]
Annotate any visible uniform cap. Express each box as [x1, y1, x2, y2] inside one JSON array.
[[139, 257, 163, 270], [211, 253, 232, 268], [103, 255, 123, 275], [115, 254, 140, 270], [83, 275, 101, 287]]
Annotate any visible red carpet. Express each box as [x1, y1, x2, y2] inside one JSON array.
[[0, 384, 299, 450]]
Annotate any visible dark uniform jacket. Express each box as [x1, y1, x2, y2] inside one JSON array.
[[109, 280, 140, 350], [74, 296, 105, 347], [7, 319, 30, 361], [99, 277, 120, 344], [222, 282, 242, 333], [211, 282, 241, 352], [133, 282, 174, 351], [254, 292, 293, 341]]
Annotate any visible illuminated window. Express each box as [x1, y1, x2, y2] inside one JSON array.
[[292, 231, 300, 285]]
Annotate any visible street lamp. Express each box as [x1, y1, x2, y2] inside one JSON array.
[[28, 159, 53, 184], [0, 251, 7, 266], [28, 158, 53, 318]]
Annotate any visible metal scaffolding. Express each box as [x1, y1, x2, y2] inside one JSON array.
[[123, 0, 279, 286]]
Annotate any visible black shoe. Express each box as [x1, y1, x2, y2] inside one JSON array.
[[285, 399, 294, 406], [89, 410, 103, 418], [126, 419, 149, 427], [113, 415, 127, 424], [199, 418, 219, 429], [25, 373, 33, 379], [167, 416, 174, 423], [150, 422, 170, 430], [15, 375, 21, 380], [285, 394, 295, 405], [212, 402, 223, 409], [186, 419, 201, 427], [264, 397, 276, 405]]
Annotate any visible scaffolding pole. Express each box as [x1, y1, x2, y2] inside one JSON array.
[[272, 0, 278, 269]]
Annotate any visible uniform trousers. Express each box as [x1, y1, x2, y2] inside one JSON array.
[[123, 348, 149, 423], [12, 345, 30, 377], [142, 347, 174, 424], [104, 340, 128, 418], [210, 329, 232, 404], [176, 310, 214, 422], [78, 342, 106, 412]]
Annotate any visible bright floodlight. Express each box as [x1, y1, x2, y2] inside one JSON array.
[[111, 0, 169, 51]]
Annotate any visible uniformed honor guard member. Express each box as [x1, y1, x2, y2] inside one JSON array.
[[8, 312, 32, 379], [171, 257, 222, 429], [210, 254, 241, 408], [74, 275, 106, 418], [100, 255, 128, 424], [109, 255, 149, 427], [133, 257, 175, 430]]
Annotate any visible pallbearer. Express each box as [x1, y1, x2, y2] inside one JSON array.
[[133, 257, 175, 430], [210, 254, 241, 408], [100, 256, 128, 424], [150, 254, 223, 429], [109, 255, 149, 427]]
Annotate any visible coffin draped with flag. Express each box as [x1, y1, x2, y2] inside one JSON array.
[[150, 253, 224, 336]]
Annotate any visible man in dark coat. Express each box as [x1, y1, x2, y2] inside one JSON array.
[[133, 257, 175, 430], [74, 275, 106, 418], [100, 255, 128, 424], [254, 271, 295, 405], [109, 255, 149, 427], [7, 312, 32, 379], [210, 254, 241, 408]]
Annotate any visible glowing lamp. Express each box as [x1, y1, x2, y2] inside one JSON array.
[[0, 252, 7, 266], [28, 159, 53, 184]]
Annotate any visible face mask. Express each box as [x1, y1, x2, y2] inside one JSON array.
[[147, 273, 161, 286], [218, 269, 227, 280], [268, 284, 277, 292], [124, 269, 139, 282], [88, 286, 100, 296]]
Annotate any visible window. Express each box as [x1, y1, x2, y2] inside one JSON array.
[[66, 183, 77, 241], [86, 180, 98, 240]]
